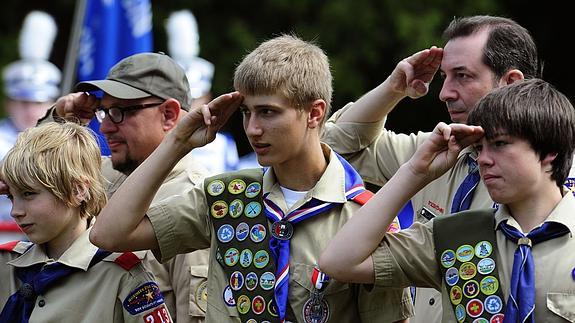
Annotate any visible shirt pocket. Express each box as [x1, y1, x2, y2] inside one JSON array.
[[547, 292, 575, 322], [189, 265, 208, 317]]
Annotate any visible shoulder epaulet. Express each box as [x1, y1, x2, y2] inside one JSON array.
[[351, 190, 374, 206], [103, 251, 143, 271], [0, 241, 33, 254]]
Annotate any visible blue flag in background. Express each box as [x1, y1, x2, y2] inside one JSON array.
[[77, 0, 153, 155]]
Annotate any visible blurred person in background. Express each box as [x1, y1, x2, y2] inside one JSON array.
[[0, 11, 61, 243], [166, 10, 240, 175]]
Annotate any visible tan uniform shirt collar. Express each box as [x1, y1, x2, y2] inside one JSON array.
[[262, 144, 348, 212], [8, 229, 99, 271], [494, 188, 575, 236]]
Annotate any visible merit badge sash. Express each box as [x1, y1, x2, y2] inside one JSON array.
[[205, 168, 279, 322], [433, 209, 506, 323]]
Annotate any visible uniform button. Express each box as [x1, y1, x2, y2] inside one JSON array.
[[38, 299, 45, 307], [429, 298, 435, 306]]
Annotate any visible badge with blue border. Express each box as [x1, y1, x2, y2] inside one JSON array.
[[228, 179, 247, 194], [122, 282, 165, 315], [223, 285, 236, 307], [211, 200, 228, 218], [245, 182, 261, 198], [217, 224, 235, 243], [230, 271, 244, 291], [236, 222, 249, 241], [445, 267, 459, 286], [564, 177, 575, 196], [484, 295, 503, 314], [245, 201, 262, 218], [441, 249, 456, 268], [475, 241, 493, 258], [259, 271, 275, 290], [456, 244, 474, 262], [254, 250, 270, 269], [207, 180, 225, 196]]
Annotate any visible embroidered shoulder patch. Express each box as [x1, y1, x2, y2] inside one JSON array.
[[123, 282, 165, 315]]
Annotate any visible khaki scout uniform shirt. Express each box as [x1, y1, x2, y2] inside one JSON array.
[[147, 144, 413, 323], [0, 230, 172, 322], [39, 107, 212, 322], [103, 153, 210, 323], [322, 103, 493, 323], [372, 192, 575, 322]]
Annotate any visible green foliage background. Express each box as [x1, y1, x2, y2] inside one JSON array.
[[0, 1, 570, 155]]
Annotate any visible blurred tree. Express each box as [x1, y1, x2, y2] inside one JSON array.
[[9, 1, 572, 158]]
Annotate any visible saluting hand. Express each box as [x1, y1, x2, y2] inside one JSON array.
[[54, 92, 100, 125], [390, 46, 443, 99], [170, 91, 243, 155], [407, 122, 484, 182]]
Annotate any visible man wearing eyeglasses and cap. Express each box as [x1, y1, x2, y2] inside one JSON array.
[[39, 52, 210, 322]]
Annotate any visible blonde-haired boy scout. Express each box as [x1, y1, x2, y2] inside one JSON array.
[[90, 34, 412, 323], [40, 52, 209, 322], [0, 122, 171, 322]]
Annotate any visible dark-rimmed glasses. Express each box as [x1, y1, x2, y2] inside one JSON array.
[[95, 102, 164, 124]]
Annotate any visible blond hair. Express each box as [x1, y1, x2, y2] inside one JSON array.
[[233, 34, 333, 126], [0, 122, 107, 220]]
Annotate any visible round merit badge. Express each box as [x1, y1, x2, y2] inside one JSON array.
[[245, 272, 258, 291], [254, 250, 270, 269], [475, 241, 493, 258], [223, 285, 236, 307], [207, 180, 225, 196], [194, 280, 208, 313], [456, 245, 475, 262], [271, 221, 294, 240], [229, 199, 244, 218], [250, 224, 267, 243], [230, 271, 244, 291], [210, 200, 228, 218], [245, 201, 262, 218], [236, 222, 250, 241], [259, 271, 276, 290], [236, 295, 251, 314], [441, 249, 456, 268], [252, 295, 266, 315], [245, 182, 262, 198], [302, 297, 330, 323], [224, 248, 240, 267], [217, 224, 235, 243], [239, 249, 253, 268], [228, 179, 247, 194]]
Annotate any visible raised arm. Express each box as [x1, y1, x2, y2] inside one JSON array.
[[38, 92, 100, 125], [337, 46, 443, 123], [319, 122, 483, 283], [89, 92, 242, 252]]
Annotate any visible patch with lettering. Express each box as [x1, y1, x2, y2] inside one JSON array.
[[123, 282, 165, 315]]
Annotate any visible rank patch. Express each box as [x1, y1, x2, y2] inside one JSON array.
[[123, 282, 165, 315]]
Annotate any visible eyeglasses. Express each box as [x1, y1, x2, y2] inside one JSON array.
[[95, 102, 164, 124]]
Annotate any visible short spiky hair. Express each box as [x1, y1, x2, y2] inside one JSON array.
[[233, 34, 333, 126], [0, 122, 107, 220], [468, 79, 575, 188]]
